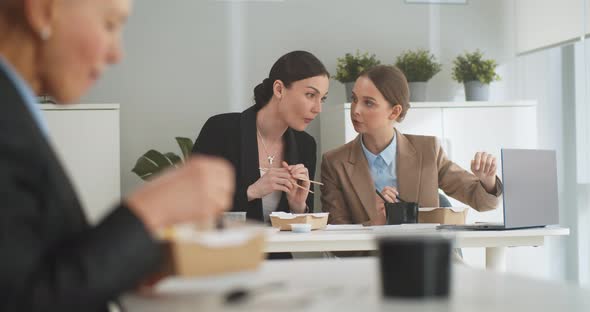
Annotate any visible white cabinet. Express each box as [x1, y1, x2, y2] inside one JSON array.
[[320, 101, 538, 224], [41, 104, 121, 225], [396, 107, 444, 140]]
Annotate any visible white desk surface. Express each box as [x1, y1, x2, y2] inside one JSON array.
[[124, 257, 589, 312], [265, 226, 570, 253]]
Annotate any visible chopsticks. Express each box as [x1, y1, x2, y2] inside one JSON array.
[[259, 167, 322, 194], [259, 167, 324, 186], [294, 184, 314, 194]]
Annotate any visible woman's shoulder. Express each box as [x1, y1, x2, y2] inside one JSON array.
[[203, 106, 258, 130], [322, 137, 358, 161], [204, 112, 241, 125], [400, 132, 440, 152], [199, 112, 244, 136], [291, 129, 316, 146], [402, 133, 437, 143]]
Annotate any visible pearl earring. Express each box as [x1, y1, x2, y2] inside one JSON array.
[[40, 28, 52, 41]]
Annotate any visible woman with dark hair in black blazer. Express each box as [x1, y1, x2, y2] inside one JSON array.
[[193, 50, 330, 223]]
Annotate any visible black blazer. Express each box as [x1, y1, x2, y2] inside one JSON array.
[[0, 65, 162, 311], [192, 106, 316, 222]]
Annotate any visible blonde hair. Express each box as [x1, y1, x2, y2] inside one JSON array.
[[359, 65, 411, 122]]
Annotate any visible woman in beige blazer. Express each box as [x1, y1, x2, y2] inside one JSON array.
[[321, 65, 502, 225]]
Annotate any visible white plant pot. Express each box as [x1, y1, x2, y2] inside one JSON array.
[[409, 82, 427, 102], [464, 81, 489, 101], [344, 82, 354, 103]]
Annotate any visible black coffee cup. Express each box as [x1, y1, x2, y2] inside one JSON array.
[[378, 236, 452, 298], [385, 201, 419, 225]]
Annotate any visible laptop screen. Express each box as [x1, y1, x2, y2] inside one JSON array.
[[501, 149, 559, 228]]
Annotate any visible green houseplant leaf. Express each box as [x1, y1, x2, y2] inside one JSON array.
[[175, 137, 194, 161], [164, 152, 183, 165], [394, 49, 442, 82], [132, 137, 194, 181], [132, 150, 177, 180], [451, 50, 501, 84], [334, 51, 381, 83]]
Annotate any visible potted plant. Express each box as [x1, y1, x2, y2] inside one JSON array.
[[132, 137, 194, 180], [451, 50, 501, 101], [334, 51, 381, 102], [395, 49, 442, 102]]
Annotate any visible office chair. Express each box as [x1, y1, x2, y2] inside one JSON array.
[[438, 192, 452, 207]]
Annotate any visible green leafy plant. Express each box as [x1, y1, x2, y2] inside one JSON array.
[[334, 51, 381, 83], [394, 49, 442, 82], [451, 50, 501, 84], [132, 137, 194, 180]]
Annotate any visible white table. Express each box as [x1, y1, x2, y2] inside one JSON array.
[[124, 257, 589, 312], [265, 226, 570, 272]]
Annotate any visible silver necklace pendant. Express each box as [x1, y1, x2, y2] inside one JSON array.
[[267, 155, 275, 165]]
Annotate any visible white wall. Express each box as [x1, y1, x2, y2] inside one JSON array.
[[81, 0, 584, 282], [83, 1, 233, 196], [579, 39, 590, 286], [509, 46, 567, 281], [239, 0, 514, 105], [238, 1, 517, 210], [509, 38, 590, 285], [515, 0, 586, 54], [84, 0, 514, 197]]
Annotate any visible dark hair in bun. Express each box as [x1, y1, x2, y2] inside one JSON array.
[[254, 50, 329, 110]]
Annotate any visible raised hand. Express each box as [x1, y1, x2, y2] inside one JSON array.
[[127, 155, 235, 234], [470, 151, 498, 193], [247, 167, 295, 201], [283, 161, 310, 213]]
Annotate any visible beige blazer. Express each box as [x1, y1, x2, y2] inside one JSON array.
[[320, 129, 502, 225]]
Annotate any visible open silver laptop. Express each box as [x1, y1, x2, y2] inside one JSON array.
[[438, 149, 559, 230]]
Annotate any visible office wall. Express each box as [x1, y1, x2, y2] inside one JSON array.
[[509, 47, 567, 281], [80, 0, 579, 283], [515, 0, 586, 54], [83, 0, 513, 198], [238, 0, 515, 106], [83, 1, 233, 196], [236, 0, 516, 214]]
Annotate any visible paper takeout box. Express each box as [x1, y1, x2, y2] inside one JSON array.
[[418, 207, 468, 225], [269, 212, 329, 231], [161, 226, 266, 277]]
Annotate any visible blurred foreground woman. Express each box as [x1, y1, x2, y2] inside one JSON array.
[[0, 1, 235, 311]]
